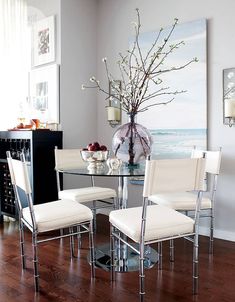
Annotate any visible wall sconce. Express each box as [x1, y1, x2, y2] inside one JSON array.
[[223, 68, 235, 127], [107, 80, 122, 127]]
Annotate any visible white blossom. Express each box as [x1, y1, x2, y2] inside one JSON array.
[[90, 76, 96, 82], [131, 21, 138, 28]]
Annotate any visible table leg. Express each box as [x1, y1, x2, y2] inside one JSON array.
[[118, 176, 127, 208]]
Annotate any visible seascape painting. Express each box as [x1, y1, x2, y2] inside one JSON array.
[[136, 19, 207, 159]]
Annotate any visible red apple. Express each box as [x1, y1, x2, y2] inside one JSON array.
[[93, 142, 100, 149], [87, 143, 92, 149], [88, 144, 96, 151], [100, 145, 107, 151]]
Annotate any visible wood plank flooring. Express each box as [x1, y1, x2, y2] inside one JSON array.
[[0, 214, 235, 302]]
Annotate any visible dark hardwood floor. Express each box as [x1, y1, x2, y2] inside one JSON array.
[[0, 214, 235, 302]]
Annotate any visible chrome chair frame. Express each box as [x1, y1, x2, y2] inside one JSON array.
[[190, 147, 222, 254], [7, 151, 95, 292], [54, 147, 117, 231], [110, 157, 205, 301], [150, 147, 222, 256]]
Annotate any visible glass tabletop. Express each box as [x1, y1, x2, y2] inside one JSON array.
[[60, 164, 145, 177]]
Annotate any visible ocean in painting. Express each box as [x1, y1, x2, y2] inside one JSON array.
[[150, 128, 207, 159]]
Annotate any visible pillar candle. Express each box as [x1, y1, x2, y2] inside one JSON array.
[[224, 99, 235, 117], [107, 107, 120, 121]]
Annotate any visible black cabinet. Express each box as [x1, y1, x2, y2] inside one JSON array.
[[0, 130, 63, 220]]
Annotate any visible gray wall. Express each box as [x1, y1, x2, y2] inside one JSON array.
[[60, 0, 97, 149], [60, 0, 97, 188], [96, 0, 235, 241]]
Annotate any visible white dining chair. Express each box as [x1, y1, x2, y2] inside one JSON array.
[[109, 157, 205, 301], [54, 147, 117, 232], [148, 147, 222, 255], [7, 151, 95, 292]]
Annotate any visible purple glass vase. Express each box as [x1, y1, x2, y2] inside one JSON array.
[[112, 112, 152, 166]]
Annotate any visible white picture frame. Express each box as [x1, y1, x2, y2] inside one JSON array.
[[29, 64, 59, 123], [32, 15, 55, 67]]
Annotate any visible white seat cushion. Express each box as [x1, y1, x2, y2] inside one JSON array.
[[148, 192, 211, 210], [22, 199, 93, 233], [59, 186, 116, 203], [109, 205, 194, 243]]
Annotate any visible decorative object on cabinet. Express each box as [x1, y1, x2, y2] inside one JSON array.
[[29, 64, 59, 124], [223, 67, 235, 127], [32, 15, 56, 67], [0, 130, 62, 221], [82, 9, 198, 166]]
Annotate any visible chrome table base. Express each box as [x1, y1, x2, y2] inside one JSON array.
[[89, 243, 158, 272]]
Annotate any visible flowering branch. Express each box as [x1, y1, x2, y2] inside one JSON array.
[[82, 8, 197, 115]]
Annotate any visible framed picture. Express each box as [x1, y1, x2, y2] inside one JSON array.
[[29, 64, 59, 123], [32, 15, 55, 67]]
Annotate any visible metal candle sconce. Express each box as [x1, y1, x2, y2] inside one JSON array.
[[107, 80, 122, 127], [223, 68, 235, 127]]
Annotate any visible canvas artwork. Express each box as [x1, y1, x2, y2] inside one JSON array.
[[29, 64, 59, 123], [136, 19, 207, 159], [32, 15, 55, 67]]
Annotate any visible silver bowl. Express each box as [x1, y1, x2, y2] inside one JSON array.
[[80, 150, 109, 170]]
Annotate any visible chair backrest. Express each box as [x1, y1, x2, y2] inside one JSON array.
[[191, 148, 222, 175], [7, 153, 32, 195], [143, 158, 205, 198], [54, 148, 86, 170], [7, 152, 35, 227]]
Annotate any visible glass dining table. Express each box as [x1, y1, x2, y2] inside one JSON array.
[[60, 164, 158, 272]]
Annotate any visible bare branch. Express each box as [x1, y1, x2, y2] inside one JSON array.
[[137, 97, 175, 112]]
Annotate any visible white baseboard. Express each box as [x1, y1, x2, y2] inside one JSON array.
[[199, 226, 235, 242]]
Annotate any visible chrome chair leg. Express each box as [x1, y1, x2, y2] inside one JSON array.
[[209, 207, 214, 254], [139, 241, 145, 302], [158, 242, 163, 270], [170, 239, 175, 262], [20, 221, 26, 269], [32, 232, 39, 292], [89, 221, 95, 278], [77, 225, 82, 249], [110, 225, 115, 281], [193, 234, 199, 295], [69, 227, 76, 258], [92, 201, 97, 233], [113, 197, 117, 210]]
